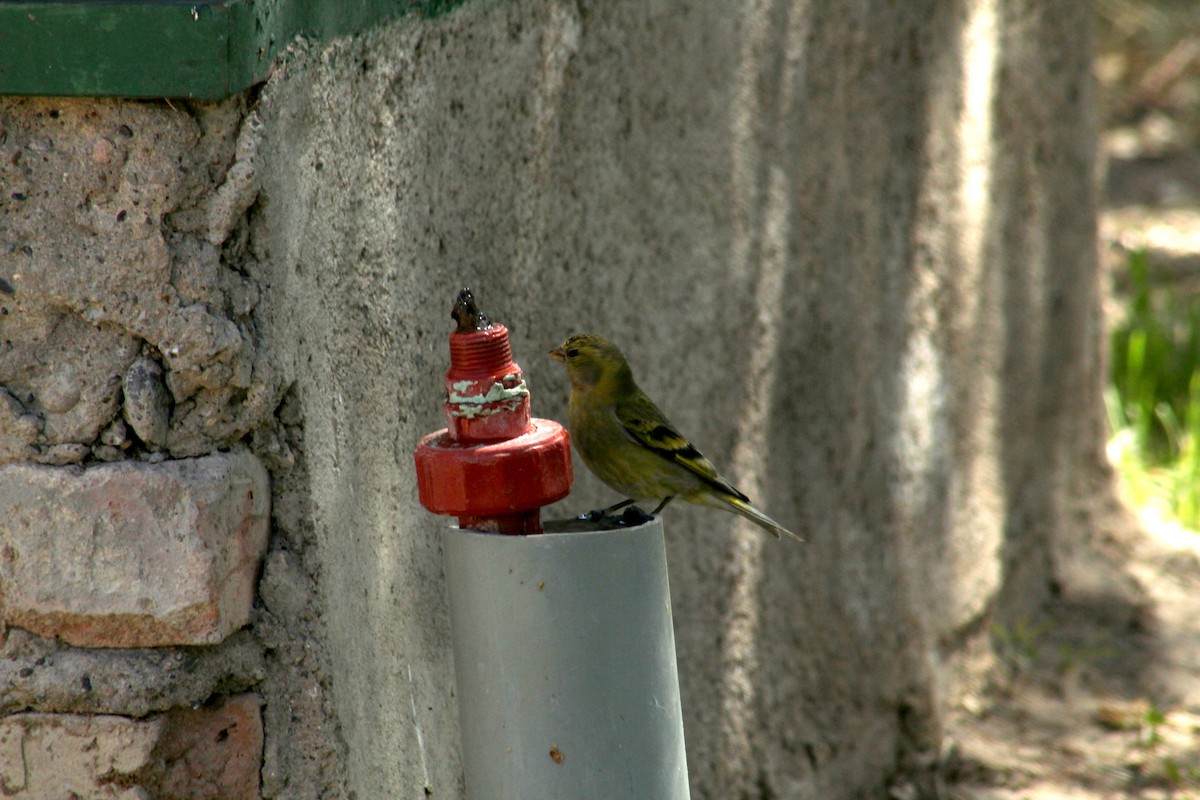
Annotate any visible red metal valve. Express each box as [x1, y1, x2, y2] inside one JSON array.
[[414, 289, 572, 534]]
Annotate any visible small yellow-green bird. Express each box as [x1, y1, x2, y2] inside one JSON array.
[[549, 333, 802, 541]]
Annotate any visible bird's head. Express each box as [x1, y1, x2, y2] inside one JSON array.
[[549, 333, 634, 392]]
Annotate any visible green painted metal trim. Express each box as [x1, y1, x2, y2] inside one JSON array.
[[0, 0, 462, 100]]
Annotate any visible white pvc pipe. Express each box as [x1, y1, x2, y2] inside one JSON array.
[[443, 517, 689, 799]]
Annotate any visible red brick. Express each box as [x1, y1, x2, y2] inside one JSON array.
[[0, 712, 159, 797], [0, 453, 269, 647], [155, 694, 265, 800], [0, 694, 263, 799]]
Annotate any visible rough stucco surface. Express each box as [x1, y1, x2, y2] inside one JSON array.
[[248, 0, 1109, 798], [0, 98, 282, 463], [0, 0, 1111, 797]]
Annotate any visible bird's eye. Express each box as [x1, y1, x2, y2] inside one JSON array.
[[565, 348, 579, 358]]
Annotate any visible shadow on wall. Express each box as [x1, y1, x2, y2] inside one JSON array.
[[697, 0, 1115, 796], [722, 2, 958, 795], [988, 0, 1152, 691]]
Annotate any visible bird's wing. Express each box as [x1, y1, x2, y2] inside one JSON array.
[[615, 391, 750, 503]]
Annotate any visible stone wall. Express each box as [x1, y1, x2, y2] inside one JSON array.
[[0, 97, 339, 798], [0, 0, 1110, 797]]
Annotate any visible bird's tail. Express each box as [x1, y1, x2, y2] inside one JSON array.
[[720, 495, 804, 543]]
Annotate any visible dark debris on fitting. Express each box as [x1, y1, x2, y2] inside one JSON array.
[[451, 286, 492, 333]]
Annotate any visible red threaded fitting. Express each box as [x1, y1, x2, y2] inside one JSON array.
[[443, 325, 531, 443], [415, 290, 572, 534]]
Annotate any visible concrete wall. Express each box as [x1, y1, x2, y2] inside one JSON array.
[[253, 0, 1107, 796], [0, 0, 1110, 797]]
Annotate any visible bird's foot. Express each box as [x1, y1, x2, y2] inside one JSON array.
[[576, 505, 655, 529], [617, 506, 655, 526]]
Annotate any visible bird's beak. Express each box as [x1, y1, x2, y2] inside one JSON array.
[[548, 347, 565, 362]]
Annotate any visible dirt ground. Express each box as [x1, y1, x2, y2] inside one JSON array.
[[940, 507, 1200, 799], [938, 7, 1200, 798]]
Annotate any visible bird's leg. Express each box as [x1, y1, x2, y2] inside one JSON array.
[[602, 498, 637, 515], [650, 496, 674, 515]]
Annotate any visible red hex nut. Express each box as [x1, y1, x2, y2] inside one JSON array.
[[415, 420, 572, 533], [414, 290, 572, 534]]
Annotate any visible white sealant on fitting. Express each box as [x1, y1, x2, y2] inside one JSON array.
[[447, 376, 530, 418]]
